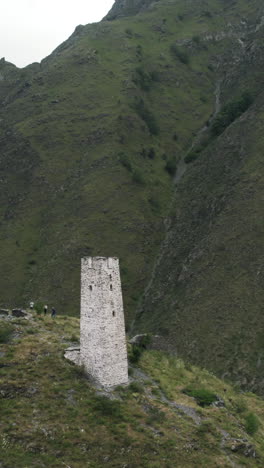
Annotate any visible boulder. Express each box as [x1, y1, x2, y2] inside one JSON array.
[[12, 309, 26, 318], [64, 347, 81, 366], [229, 439, 257, 458]]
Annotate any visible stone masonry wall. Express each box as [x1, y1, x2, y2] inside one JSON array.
[[80, 257, 128, 387]]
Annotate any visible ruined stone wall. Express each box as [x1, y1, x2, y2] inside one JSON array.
[[80, 257, 128, 387]]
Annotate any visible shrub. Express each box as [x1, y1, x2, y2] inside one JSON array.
[[170, 44, 190, 64], [133, 67, 153, 91], [93, 396, 123, 420], [148, 147, 155, 159], [211, 91, 254, 136], [184, 150, 199, 164], [192, 35, 201, 44], [129, 382, 144, 393], [0, 323, 13, 343], [133, 99, 159, 135], [245, 412, 260, 435], [203, 10, 212, 18], [183, 387, 217, 407], [34, 302, 44, 315], [28, 259, 36, 265], [119, 153, 133, 172], [148, 197, 160, 211], [132, 169, 145, 185], [136, 45, 142, 58], [150, 70, 160, 82], [129, 335, 151, 363], [165, 157, 177, 175], [125, 28, 133, 37], [129, 345, 142, 363]]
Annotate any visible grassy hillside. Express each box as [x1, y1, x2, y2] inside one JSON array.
[[1, 312, 264, 467], [0, 0, 263, 321]]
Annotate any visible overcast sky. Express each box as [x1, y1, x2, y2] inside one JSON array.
[[0, 0, 115, 68]]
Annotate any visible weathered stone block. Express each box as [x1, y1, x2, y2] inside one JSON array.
[[12, 309, 26, 318]]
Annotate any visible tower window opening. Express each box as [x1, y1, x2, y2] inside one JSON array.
[[109, 274, 112, 280], [110, 284, 113, 291], [89, 285, 93, 291], [112, 311, 115, 317]]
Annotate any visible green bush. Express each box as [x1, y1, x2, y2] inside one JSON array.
[[170, 44, 190, 64], [119, 153, 133, 172], [203, 10, 212, 18], [129, 345, 143, 363], [148, 147, 155, 159], [0, 323, 13, 343], [34, 302, 44, 315], [136, 44, 143, 58], [93, 396, 123, 420], [148, 197, 160, 211], [128, 382, 144, 393], [129, 335, 151, 363], [211, 91, 254, 136], [245, 412, 260, 435], [192, 35, 201, 44], [133, 67, 153, 91], [183, 387, 217, 407], [184, 150, 199, 164], [165, 157, 177, 175], [125, 28, 133, 37], [132, 169, 145, 185], [133, 99, 159, 135]]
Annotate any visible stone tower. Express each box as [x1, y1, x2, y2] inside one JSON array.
[[80, 256, 128, 387]]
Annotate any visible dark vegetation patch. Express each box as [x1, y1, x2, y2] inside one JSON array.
[[165, 157, 177, 175], [0, 323, 13, 343], [211, 92, 254, 136], [133, 67, 160, 92], [92, 396, 124, 420], [133, 99, 159, 135], [129, 335, 152, 364], [170, 44, 190, 64], [245, 412, 260, 435], [182, 387, 218, 407]]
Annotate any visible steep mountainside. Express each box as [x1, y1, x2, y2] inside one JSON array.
[[0, 0, 264, 387], [134, 3, 264, 393], [1, 0, 258, 317]]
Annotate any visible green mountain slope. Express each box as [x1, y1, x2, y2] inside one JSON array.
[[135, 43, 264, 392], [0, 0, 251, 316], [1, 313, 264, 467]]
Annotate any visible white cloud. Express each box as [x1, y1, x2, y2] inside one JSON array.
[[0, 0, 114, 67]]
